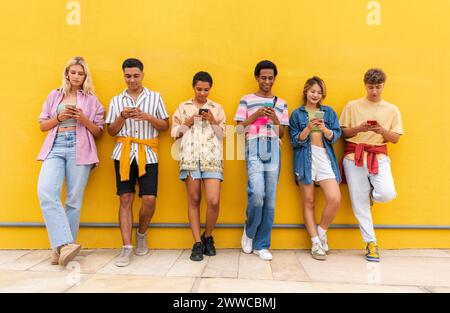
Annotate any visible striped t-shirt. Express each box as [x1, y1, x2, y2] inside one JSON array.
[[234, 94, 289, 140], [105, 87, 169, 164]]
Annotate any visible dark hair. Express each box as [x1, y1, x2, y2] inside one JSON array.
[[122, 58, 144, 71], [364, 68, 386, 84], [254, 60, 278, 77], [192, 71, 213, 87], [302, 76, 327, 105]]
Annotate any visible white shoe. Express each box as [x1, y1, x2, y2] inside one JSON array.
[[311, 242, 327, 261], [241, 227, 253, 254], [254, 249, 273, 261], [135, 231, 149, 256], [319, 234, 329, 254], [114, 247, 133, 267]]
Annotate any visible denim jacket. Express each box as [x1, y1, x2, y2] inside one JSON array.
[[289, 105, 342, 184]]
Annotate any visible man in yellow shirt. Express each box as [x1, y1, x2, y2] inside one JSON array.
[[340, 68, 404, 262]]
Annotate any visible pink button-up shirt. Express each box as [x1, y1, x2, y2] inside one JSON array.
[[37, 89, 105, 165]]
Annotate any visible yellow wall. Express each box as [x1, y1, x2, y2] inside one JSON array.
[[1, 0, 449, 249]]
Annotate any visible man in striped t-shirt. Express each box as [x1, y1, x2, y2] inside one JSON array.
[[234, 60, 289, 261], [106, 58, 169, 267]]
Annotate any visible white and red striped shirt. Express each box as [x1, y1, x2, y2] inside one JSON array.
[[234, 94, 289, 140]]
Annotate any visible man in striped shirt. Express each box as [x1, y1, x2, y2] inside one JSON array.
[[234, 60, 289, 261], [106, 58, 169, 267]]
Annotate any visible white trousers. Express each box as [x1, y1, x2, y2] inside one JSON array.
[[343, 157, 397, 243]]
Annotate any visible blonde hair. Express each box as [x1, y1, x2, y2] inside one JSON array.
[[61, 56, 95, 96], [302, 76, 327, 106]]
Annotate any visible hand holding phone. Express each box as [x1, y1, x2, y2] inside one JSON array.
[[64, 104, 77, 117], [121, 106, 136, 119], [314, 111, 325, 120]]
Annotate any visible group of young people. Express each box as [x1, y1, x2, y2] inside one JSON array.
[[37, 57, 403, 268]]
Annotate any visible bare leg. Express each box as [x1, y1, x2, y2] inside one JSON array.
[[203, 179, 221, 237], [138, 195, 156, 234], [185, 176, 202, 243], [318, 178, 341, 230], [119, 193, 135, 246], [299, 183, 317, 238]]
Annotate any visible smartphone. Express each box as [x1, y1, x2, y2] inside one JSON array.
[[65, 104, 76, 110], [199, 108, 209, 114], [315, 111, 325, 120], [264, 102, 274, 108], [125, 106, 136, 111], [367, 120, 378, 126]]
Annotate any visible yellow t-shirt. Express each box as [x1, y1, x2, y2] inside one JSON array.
[[339, 97, 404, 161]]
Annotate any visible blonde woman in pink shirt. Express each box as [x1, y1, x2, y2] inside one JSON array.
[[37, 57, 104, 266]]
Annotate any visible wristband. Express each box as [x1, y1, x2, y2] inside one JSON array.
[[56, 115, 62, 123], [120, 111, 127, 119]]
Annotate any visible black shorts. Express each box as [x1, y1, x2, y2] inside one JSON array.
[[114, 160, 158, 197]]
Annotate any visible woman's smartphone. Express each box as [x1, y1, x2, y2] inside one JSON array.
[[65, 105, 77, 116], [199, 108, 209, 114], [367, 120, 378, 126], [314, 111, 325, 120]]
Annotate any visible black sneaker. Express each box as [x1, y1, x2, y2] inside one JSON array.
[[201, 233, 216, 256], [190, 242, 204, 261]]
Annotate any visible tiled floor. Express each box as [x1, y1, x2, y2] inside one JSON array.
[[0, 249, 449, 293]]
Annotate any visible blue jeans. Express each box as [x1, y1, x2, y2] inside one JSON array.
[[179, 162, 223, 181], [37, 131, 91, 249], [245, 138, 281, 250]]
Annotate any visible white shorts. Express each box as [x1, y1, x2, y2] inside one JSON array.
[[311, 145, 336, 182]]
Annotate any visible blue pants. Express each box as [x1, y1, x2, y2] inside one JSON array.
[[244, 138, 281, 250], [37, 131, 91, 248]]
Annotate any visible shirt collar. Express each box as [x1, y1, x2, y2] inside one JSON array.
[[122, 87, 150, 100], [57, 88, 88, 96], [300, 104, 328, 112], [184, 99, 216, 108]]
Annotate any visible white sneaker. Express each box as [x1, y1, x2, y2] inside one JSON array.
[[319, 234, 329, 254], [241, 227, 253, 254], [135, 231, 149, 256], [311, 242, 327, 261], [114, 247, 133, 267], [254, 249, 273, 261]]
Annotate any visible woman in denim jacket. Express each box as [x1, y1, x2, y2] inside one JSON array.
[[289, 77, 341, 261]]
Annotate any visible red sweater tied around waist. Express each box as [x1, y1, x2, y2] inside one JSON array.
[[340, 142, 388, 184]]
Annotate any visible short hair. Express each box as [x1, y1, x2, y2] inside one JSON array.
[[254, 60, 278, 77], [364, 68, 386, 84], [122, 58, 144, 71], [192, 71, 213, 87], [302, 76, 327, 105]]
